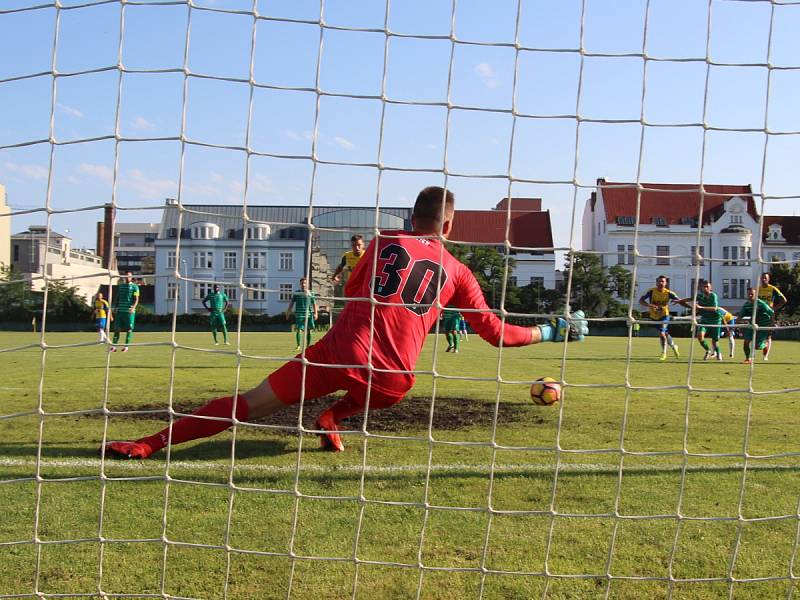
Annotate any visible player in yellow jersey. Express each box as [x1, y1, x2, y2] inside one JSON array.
[[93, 292, 110, 343], [755, 272, 786, 361], [332, 234, 365, 284], [639, 275, 681, 360], [719, 307, 737, 359]]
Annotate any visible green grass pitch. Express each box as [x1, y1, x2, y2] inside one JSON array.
[[0, 331, 798, 599]]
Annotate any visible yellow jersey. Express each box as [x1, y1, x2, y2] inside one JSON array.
[[720, 309, 735, 324], [340, 250, 365, 271], [641, 287, 679, 320], [757, 283, 786, 308], [94, 298, 109, 319]]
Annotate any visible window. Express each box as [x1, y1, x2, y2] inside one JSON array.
[[723, 246, 730, 265], [768, 252, 786, 262], [246, 251, 267, 270], [651, 216, 667, 227], [193, 251, 213, 269], [247, 225, 270, 240], [731, 246, 739, 265], [193, 282, 214, 300], [722, 279, 730, 299], [222, 284, 237, 300], [279, 283, 293, 302], [192, 223, 219, 240], [739, 279, 746, 299], [690, 245, 704, 266], [741, 246, 750, 266], [246, 281, 266, 301], [617, 244, 635, 264], [223, 251, 237, 270], [144, 235, 155, 245], [167, 250, 177, 269], [13, 244, 19, 262], [730, 215, 743, 224], [617, 216, 635, 226], [279, 252, 293, 271], [167, 228, 178, 238], [167, 282, 179, 300], [656, 246, 670, 266], [531, 277, 544, 288]]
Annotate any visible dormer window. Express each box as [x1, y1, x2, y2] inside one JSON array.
[[247, 224, 270, 240], [767, 223, 785, 243], [616, 216, 635, 226], [651, 216, 667, 227], [191, 222, 219, 240]]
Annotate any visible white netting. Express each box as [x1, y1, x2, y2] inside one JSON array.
[[1, 0, 799, 598]]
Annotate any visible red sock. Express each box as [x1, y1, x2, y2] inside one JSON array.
[[329, 395, 364, 424], [138, 395, 249, 454]]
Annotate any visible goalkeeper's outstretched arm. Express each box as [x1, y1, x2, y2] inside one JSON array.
[[451, 269, 587, 347]]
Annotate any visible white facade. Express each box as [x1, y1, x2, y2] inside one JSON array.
[[154, 228, 305, 316], [508, 253, 558, 289], [583, 186, 767, 310]]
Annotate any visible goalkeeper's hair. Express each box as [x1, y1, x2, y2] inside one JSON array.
[[413, 186, 455, 234]]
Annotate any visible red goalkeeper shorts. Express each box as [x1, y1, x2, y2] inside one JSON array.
[[267, 342, 407, 410]]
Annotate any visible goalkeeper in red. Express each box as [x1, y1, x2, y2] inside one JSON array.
[[103, 187, 588, 458]]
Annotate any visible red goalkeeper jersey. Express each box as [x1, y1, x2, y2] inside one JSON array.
[[316, 230, 532, 394]]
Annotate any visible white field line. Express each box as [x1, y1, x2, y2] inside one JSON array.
[[0, 457, 797, 476]]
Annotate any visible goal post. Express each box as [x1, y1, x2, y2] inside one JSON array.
[[0, 1, 799, 598]]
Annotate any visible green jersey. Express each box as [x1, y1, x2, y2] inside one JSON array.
[[442, 309, 462, 329], [695, 291, 720, 324], [115, 282, 140, 311], [738, 298, 774, 327], [204, 291, 228, 312], [292, 290, 316, 319]]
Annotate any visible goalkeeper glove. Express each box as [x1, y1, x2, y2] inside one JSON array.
[[538, 310, 589, 342]]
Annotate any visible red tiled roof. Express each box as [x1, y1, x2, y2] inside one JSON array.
[[450, 210, 553, 248], [763, 215, 800, 245], [599, 179, 757, 225]]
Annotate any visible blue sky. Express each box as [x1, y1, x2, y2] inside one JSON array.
[[1, 0, 799, 251]]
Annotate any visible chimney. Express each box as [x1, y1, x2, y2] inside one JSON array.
[[102, 204, 116, 270]]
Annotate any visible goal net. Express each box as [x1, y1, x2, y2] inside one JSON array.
[[1, 0, 799, 598]]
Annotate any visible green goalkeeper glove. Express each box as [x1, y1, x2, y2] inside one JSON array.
[[538, 310, 589, 342]]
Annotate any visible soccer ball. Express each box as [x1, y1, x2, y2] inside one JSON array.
[[530, 377, 561, 406]]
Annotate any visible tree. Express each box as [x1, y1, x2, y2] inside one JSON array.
[[447, 244, 517, 309], [43, 279, 93, 322], [563, 252, 631, 317], [511, 282, 565, 316], [769, 261, 800, 319]]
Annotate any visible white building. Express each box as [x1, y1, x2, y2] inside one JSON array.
[[154, 203, 307, 316], [761, 216, 800, 266], [582, 179, 770, 310], [10, 226, 108, 302]]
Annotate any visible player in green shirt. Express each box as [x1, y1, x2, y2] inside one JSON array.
[[738, 287, 775, 365], [680, 280, 723, 361], [286, 277, 318, 352], [442, 308, 462, 353], [110, 272, 139, 353], [202, 284, 230, 345]]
